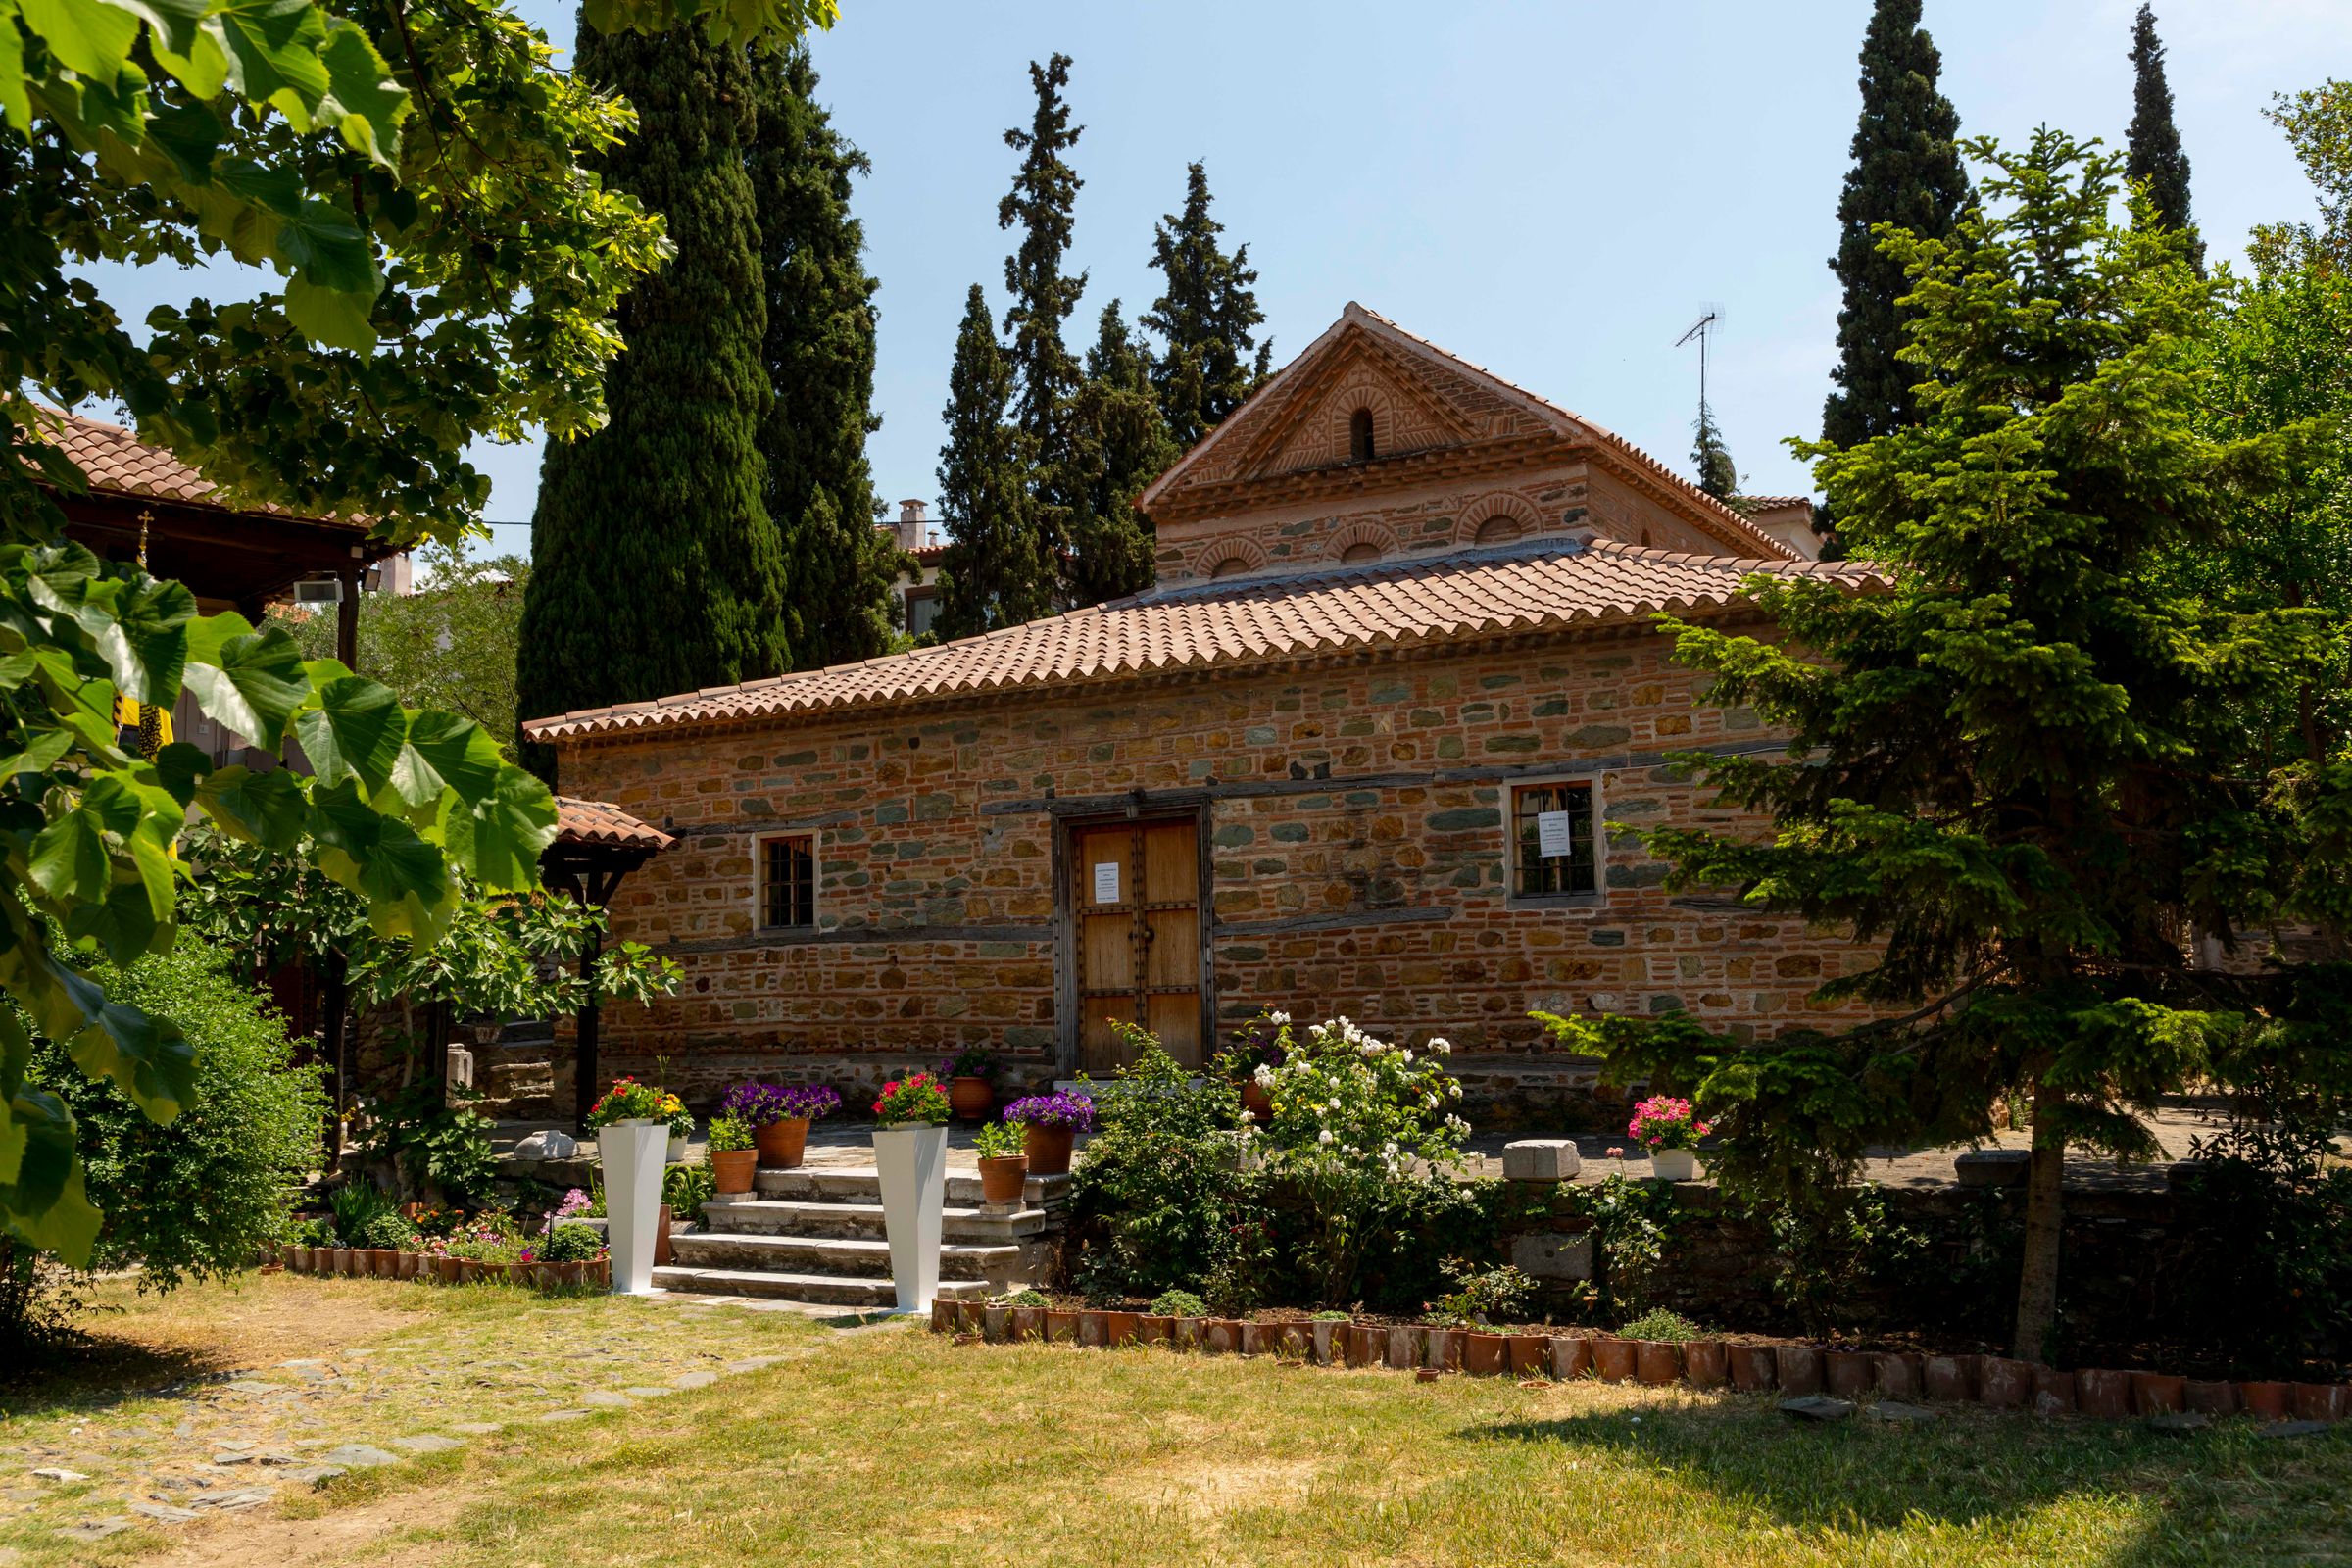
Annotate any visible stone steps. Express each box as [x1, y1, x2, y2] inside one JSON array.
[[665, 1230, 1019, 1283], [754, 1165, 1071, 1209], [702, 1196, 1047, 1244], [649, 1266, 994, 1306]]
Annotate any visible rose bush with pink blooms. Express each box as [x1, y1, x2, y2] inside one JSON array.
[[1627, 1095, 1711, 1152]]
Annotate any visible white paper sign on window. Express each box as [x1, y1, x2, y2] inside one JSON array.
[[1536, 809, 1578, 859], [1092, 861, 1121, 904]]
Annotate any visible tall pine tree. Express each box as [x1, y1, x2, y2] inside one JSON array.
[[1690, 403, 1740, 504], [1063, 301, 1176, 606], [746, 45, 901, 670], [998, 54, 1087, 581], [934, 284, 1052, 638], [518, 19, 783, 766], [1821, 0, 1970, 454], [2127, 4, 2202, 271], [1144, 162, 1271, 451]]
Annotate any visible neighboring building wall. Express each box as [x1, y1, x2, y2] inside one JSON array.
[[555, 623, 1878, 1108]]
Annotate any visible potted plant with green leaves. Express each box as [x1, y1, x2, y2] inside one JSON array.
[[973, 1117, 1029, 1205], [587, 1077, 670, 1294], [941, 1046, 999, 1122], [725, 1082, 841, 1168], [870, 1072, 954, 1313], [1627, 1095, 1710, 1182], [708, 1112, 758, 1196]]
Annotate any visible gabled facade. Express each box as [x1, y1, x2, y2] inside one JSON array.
[[525, 307, 1871, 1120]]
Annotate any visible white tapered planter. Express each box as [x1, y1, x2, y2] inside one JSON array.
[[872, 1123, 950, 1313], [599, 1119, 668, 1294]]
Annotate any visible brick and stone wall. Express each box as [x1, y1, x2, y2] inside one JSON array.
[[556, 617, 1880, 1108]]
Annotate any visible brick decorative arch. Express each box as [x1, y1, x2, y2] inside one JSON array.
[[1455, 492, 1544, 547], [1195, 535, 1268, 580], [1321, 519, 1396, 565]]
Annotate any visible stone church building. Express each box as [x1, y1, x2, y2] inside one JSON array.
[[524, 305, 1874, 1114]]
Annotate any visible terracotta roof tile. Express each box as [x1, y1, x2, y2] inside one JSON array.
[[525, 538, 1877, 745], [553, 797, 675, 851], [32, 410, 356, 525]]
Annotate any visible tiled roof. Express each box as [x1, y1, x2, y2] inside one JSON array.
[[553, 797, 675, 851], [33, 410, 356, 524], [1737, 495, 1813, 514], [525, 537, 1876, 744]]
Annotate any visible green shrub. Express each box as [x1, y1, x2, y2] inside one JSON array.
[[664, 1161, 714, 1225], [1069, 1036, 1245, 1300], [330, 1181, 398, 1247], [28, 934, 324, 1293], [1619, 1308, 1704, 1343], [1429, 1259, 1539, 1326], [356, 1210, 418, 1250], [997, 1287, 1051, 1307], [356, 1078, 500, 1204], [539, 1223, 605, 1263], [1150, 1289, 1206, 1317]]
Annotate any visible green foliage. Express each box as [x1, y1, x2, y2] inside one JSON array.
[[540, 1221, 605, 1263], [356, 1208, 419, 1250], [517, 16, 789, 746], [329, 1179, 398, 1248], [663, 1161, 713, 1226], [972, 1120, 1024, 1159], [934, 283, 1051, 639], [1554, 1172, 1682, 1326], [1551, 132, 2352, 1360], [1061, 302, 1172, 606], [748, 44, 902, 669], [1067, 1037, 1244, 1302], [998, 1287, 1051, 1308], [1428, 1258, 1538, 1327], [997, 52, 1087, 565], [1148, 1288, 1205, 1317], [24, 934, 323, 1294], [274, 542, 529, 755], [1144, 161, 1271, 450], [706, 1113, 754, 1154], [1690, 402, 1740, 504], [359, 1080, 498, 1203], [2127, 4, 2200, 270], [1618, 1308, 1704, 1344], [1758, 1186, 1928, 1338], [1821, 0, 1970, 455]]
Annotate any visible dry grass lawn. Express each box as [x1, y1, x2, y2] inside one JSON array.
[[1, 1272, 2346, 1567]]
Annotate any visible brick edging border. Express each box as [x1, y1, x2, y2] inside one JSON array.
[[926, 1302, 2350, 1424]]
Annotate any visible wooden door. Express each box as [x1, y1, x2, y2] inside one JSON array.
[[1072, 817, 1204, 1074]]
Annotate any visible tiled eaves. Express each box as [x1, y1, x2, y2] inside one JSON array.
[[553, 796, 676, 850], [524, 540, 1878, 748]]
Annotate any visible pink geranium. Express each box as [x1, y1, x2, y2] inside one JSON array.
[[1626, 1095, 1711, 1152]]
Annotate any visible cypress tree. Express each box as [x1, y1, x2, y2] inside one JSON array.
[[1690, 403, 1740, 504], [1063, 301, 1176, 606], [1144, 162, 1271, 451], [518, 19, 783, 761], [1821, 0, 1970, 454], [934, 285, 1052, 639], [746, 45, 902, 670], [998, 54, 1087, 570], [2127, 4, 2202, 270]]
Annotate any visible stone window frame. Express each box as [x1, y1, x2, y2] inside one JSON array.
[[1503, 773, 1605, 908], [757, 830, 818, 932]]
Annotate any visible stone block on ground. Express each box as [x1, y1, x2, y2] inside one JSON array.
[[1780, 1396, 1855, 1423], [1501, 1140, 1582, 1181], [1865, 1400, 1938, 1424]]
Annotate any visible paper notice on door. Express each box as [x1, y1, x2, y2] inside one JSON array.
[[1536, 809, 1577, 859], [1092, 861, 1121, 904]]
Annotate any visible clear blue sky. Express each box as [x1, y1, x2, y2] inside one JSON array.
[[85, 1, 2352, 558]]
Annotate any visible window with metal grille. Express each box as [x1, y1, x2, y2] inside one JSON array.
[[761, 834, 815, 929], [1512, 781, 1596, 898]]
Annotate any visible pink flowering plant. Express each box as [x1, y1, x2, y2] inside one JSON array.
[[1627, 1095, 1711, 1152]]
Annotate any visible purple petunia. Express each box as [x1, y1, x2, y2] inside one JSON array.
[[1002, 1090, 1096, 1133], [723, 1082, 841, 1127]]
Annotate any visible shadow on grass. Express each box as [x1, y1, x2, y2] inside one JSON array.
[[0, 1319, 221, 1414], [1470, 1397, 2350, 1566]]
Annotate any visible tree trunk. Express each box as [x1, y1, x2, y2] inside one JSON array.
[[2012, 1077, 2067, 1362]]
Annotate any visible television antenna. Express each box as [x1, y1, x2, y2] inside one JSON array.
[[1674, 306, 1721, 423]]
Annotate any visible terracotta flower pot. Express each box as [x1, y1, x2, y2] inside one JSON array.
[[1238, 1321, 1273, 1356], [1309, 1320, 1341, 1364], [653, 1203, 673, 1269], [1385, 1327, 1418, 1370], [333, 1248, 357, 1276], [1170, 1316, 1203, 1351], [948, 1076, 995, 1122], [1240, 1080, 1273, 1121], [1824, 1350, 1874, 1400], [1682, 1340, 1728, 1389], [1635, 1341, 1681, 1386], [1774, 1345, 1822, 1396], [2076, 1368, 2132, 1420], [1022, 1122, 1076, 1176], [963, 1300, 993, 1335], [1463, 1332, 1507, 1376], [376, 1250, 401, 1278], [1508, 1334, 1550, 1377], [434, 1254, 461, 1284], [977, 1154, 1029, 1206], [1045, 1308, 1080, 1344], [595, 1257, 612, 1288], [1876, 1352, 1922, 1399], [930, 1299, 955, 1334], [1924, 1354, 1976, 1402], [1422, 1328, 1463, 1371], [1552, 1334, 1594, 1380], [1979, 1356, 2033, 1409], [1202, 1318, 1243, 1354], [1345, 1323, 1382, 1367], [2291, 1383, 2346, 1422], [755, 1116, 810, 1169], [1276, 1324, 1310, 1360], [1727, 1344, 1776, 1393], [1137, 1314, 1173, 1347], [1012, 1306, 1046, 1342], [1592, 1336, 1637, 1383], [1077, 1311, 1109, 1348], [2034, 1367, 2078, 1416], [2131, 1372, 2186, 1416], [2238, 1380, 2290, 1420], [983, 1305, 1011, 1343], [2183, 1379, 2236, 1416], [557, 1259, 585, 1287], [711, 1148, 758, 1195], [1104, 1310, 1143, 1348]]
